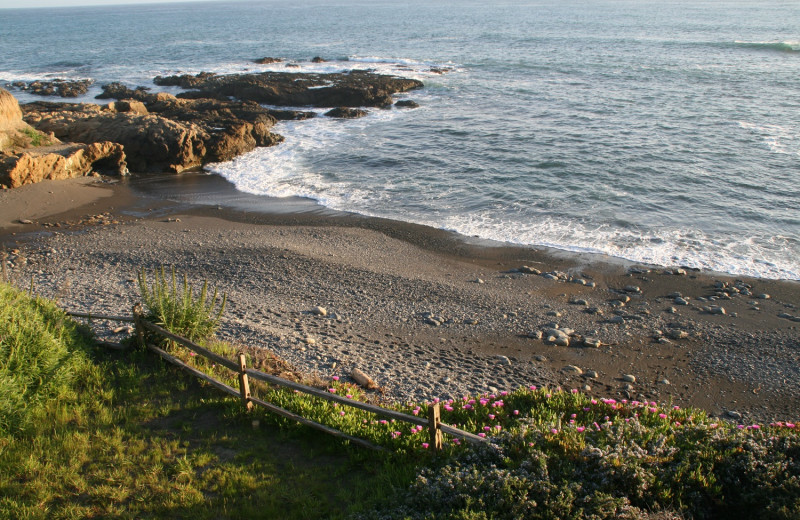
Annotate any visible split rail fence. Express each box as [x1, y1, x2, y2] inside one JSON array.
[[66, 307, 489, 452]]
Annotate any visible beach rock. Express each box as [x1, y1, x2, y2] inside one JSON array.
[[0, 88, 58, 153], [395, 99, 419, 108], [0, 141, 126, 187], [583, 338, 602, 348], [758, 293, 770, 300], [709, 306, 726, 315], [311, 56, 327, 63], [325, 107, 368, 119], [311, 306, 327, 316], [254, 57, 282, 64], [621, 374, 636, 383], [668, 329, 688, 340], [517, 265, 540, 275], [496, 355, 511, 366], [527, 330, 543, 340], [153, 70, 423, 108], [624, 285, 641, 293], [561, 365, 582, 375], [674, 297, 690, 305], [583, 370, 599, 379]]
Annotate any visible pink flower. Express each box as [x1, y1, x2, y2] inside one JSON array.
[[577, 426, 586, 433], [479, 433, 486, 438], [550, 428, 558, 434], [412, 408, 420, 415], [463, 404, 473, 410], [422, 442, 429, 449], [513, 410, 519, 415], [332, 376, 339, 381], [483, 426, 492, 431], [189, 352, 196, 356], [495, 425, 502, 431], [710, 423, 718, 429], [737, 425, 745, 429], [453, 439, 461, 445], [659, 413, 668, 419], [488, 414, 495, 420], [328, 388, 336, 393], [593, 422, 601, 430], [591, 399, 598, 405], [346, 394, 353, 399], [529, 385, 537, 391], [444, 405, 454, 412], [673, 405, 680, 410], [380, 420, 388, 425], [392, 431, 401, 438], [571, 389, 578, 394], [339, 411, 346, 416], [545, 393, 552, 399], [786, 422, 796, 428]]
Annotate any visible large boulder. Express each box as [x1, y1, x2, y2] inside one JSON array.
[[0, 88, 56, 152], [0, 141, 126, 188], [153, 70, 424, 108]]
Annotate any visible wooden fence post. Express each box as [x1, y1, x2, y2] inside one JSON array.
[[132, 303, 145, 348], [428, 403, 443, 450], [238, 353, 254, 412]]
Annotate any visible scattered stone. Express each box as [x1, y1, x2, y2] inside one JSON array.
[[18, 219, 34, 224], [527, 330, 543, 340], [561, 365, 582, 375], [254, 57, 282, 64], [623, 383, 635, 391], [674, 297, 690, 305], [534, 355, 548, 362], [624, 285, 642, 293], [727, 410, 742, 420], [496, 355, 512, 366], [621, 374, 636, 383], [582, 384, 592, 392], [610, 300, 626, 308], [304, 336, 316, 345], [709, 306, 726, 315], [311, 306, 327, 316], [325, 107, 369, 119], [583, 338, 602, 348], [609, 316, 626, 324], [464, 318, 479, 325], [425, 318, 441, 326], [586, 307, 603, 315], [474, 278, 484, 284], [659, 379, 671, 385], [517, 265, 540, 275], [584, 370, 599, 379], [757, 293, 770, 300], [668, 329, 689, 340]]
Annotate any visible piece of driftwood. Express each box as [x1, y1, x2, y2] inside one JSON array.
[[350, 367, 378, 389]]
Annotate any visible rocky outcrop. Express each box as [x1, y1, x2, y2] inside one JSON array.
[[152, 70, 424, 108], [0, 141, 126, 188], [23, 102, 207, 173], [6, 79, 94, 98], [254, 57, 282, 64], [325, 107, 369, 119]]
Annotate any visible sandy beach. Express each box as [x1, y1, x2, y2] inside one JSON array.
[[1, 175, 798, 423]]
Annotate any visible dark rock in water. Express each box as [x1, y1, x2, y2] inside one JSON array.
[[254, 57, 282, 64], [96, 82, 151, 101], [395, 99, 419, 108], [311, 56, 327, 63], [18, 79, 94, 98], [325, 107, 368, 119], [153, 70, 423, 108]]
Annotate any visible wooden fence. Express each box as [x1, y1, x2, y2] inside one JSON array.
[[66, 307, 488, 452]]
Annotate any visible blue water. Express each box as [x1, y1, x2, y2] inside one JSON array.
[[2, 0, 799, 279]]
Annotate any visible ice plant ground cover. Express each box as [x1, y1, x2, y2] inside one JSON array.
[[1, 280, 798, 519]]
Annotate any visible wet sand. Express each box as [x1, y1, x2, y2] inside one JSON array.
[[1, 175, 798, 423]]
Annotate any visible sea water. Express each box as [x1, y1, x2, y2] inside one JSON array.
[[1, 0, 798, 279]]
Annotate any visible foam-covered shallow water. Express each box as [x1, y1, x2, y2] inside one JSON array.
[[2, 0, 799, 280]]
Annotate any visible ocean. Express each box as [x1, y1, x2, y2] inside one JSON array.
[[1, 0, 798, 280]]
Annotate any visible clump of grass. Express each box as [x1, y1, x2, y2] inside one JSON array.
[[19, 126, 50, 147], [137, 266, 226, 343]]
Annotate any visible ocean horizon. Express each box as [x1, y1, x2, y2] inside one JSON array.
[[2, 0, 798, 280]]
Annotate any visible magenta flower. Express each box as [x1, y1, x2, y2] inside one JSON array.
[[551, 428, 558, 434], [500, 391, 508, 396], [576, 426, 586, 433], [483, 426, 492, 431], [463, 404, 473, 410], [422, 442, 429, 448], [380, 419, 388, 425], [659, 413, 667, 419], [332, 376, 339, 381], [495, 425, 502, 431], [513, 410, 519, 415], [488, 414, 495, 420], [346, 394, 353, 399], [529, 385, 537, 391], [571, 389, 578, 394], [328, 388, 336, 393], [479, 433, 486, 438]]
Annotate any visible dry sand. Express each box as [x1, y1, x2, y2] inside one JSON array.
[[1, 176, 798, 424]]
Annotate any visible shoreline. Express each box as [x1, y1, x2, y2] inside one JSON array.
[[1, 175, 798, 423]]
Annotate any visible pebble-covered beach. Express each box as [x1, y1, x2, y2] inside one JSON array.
[[2, 178, 798, 424]]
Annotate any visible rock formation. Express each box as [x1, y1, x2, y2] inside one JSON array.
[[152, 70, 423, 108], [0, 88, 127, 188], [6, 79, 94, 98], [325, 107, 369, 118]]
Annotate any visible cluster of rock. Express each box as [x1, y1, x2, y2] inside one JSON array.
[[0, 88, 126, 188], [6, 79, 94, 98], [2, 68, 423, 186]]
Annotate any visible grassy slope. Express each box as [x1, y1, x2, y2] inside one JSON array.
[[0, 282, 410, 519]]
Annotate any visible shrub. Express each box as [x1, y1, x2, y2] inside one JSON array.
[[137, 266, 226, 342]]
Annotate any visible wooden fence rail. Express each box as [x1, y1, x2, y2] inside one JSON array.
[[69, 306, 489, 451]]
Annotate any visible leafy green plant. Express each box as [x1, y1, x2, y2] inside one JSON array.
[[137, 266, 226, 343]]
